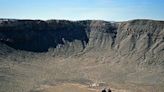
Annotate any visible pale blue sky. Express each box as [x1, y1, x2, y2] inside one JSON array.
[[0, 0, 163, 21]]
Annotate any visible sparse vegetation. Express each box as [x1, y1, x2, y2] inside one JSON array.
[[0, 19, 164, 92]]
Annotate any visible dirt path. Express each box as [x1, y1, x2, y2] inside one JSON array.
[[37, 83, 130, 92]]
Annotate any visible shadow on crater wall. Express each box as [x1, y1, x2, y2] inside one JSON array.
[[0, 20, 89, 52]]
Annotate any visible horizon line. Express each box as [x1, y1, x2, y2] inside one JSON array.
[[0, 18, 164, 22]]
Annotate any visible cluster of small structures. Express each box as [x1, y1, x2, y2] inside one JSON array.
[[89, 82, 108, 88], [89, 82, 112, 92], [89, 83, 100, 88]]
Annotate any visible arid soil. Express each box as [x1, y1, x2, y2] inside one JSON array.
[[0, 19, 164, 92], [34, 83, 131, 92]]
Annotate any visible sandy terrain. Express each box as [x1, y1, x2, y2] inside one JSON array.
[[35, 83, 130, 92]]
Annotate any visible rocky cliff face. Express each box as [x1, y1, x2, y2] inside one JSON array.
[[113, 20, 164, 66], [0, 19, 164, 92], [0, 19, 164, 65], [0, 19, 88, 52]]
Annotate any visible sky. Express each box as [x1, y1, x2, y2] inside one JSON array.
[[0, 0, 163, 21]]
